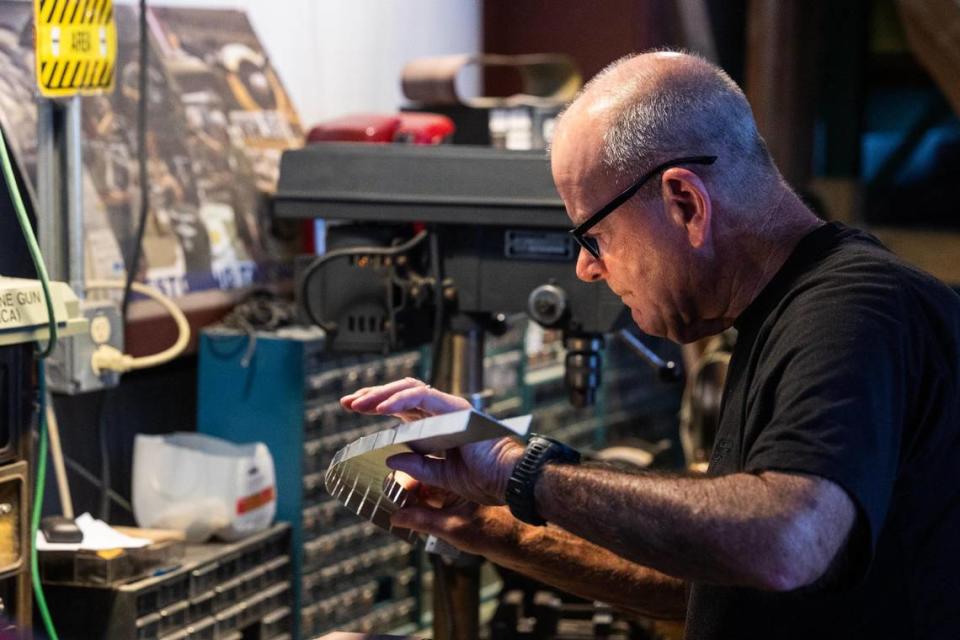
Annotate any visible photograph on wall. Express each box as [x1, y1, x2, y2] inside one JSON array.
[[0, 1, 303, 299]]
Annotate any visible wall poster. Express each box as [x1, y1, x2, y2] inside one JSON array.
[[0, 2, 303, 301]]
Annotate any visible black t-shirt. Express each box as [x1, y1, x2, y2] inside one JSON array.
[[685, 222, 960, 639]]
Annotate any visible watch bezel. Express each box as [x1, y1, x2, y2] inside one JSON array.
[[505, 434, 580, 526]]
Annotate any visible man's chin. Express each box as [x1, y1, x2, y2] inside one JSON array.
[[631, 307, 702, 344], [630, 307, 666, 339]]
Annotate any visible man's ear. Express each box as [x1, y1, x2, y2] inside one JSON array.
[[661, 168, 712, 249]]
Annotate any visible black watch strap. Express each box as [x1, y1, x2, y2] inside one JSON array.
[[505, 434, 580, 526]]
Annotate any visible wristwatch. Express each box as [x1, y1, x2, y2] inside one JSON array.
[[505, 434, 581, 526]]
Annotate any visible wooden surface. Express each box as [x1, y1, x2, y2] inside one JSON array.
[[113, 526, 187, 542]]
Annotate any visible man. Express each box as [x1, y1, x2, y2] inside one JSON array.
[[341, 51, 960, 638]]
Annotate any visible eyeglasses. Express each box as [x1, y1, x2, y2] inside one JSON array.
[[568, 155, 718, 259]]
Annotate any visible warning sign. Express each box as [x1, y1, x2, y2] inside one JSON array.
[[34, 0, 117, 97]]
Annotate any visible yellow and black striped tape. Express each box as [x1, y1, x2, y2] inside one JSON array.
[[34, 0, 117, 97]]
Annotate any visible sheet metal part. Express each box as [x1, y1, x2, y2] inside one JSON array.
[[324, 409, 531, 546]]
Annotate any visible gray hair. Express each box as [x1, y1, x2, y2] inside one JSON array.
[[564, 51, 777, 206]]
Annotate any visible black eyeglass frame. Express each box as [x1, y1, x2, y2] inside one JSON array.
[[568, 155, 718, 259]]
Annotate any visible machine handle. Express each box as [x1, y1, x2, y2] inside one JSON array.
[[617, 329, 682, 382]]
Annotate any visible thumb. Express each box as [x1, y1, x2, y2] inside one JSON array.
[[386, 453, 451, 492]]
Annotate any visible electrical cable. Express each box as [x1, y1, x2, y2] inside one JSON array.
[[101, 0, 172, 510], [428, 228, 445, 385], [95, 389, 113, 524], [0, 125, 59, 357], [32, 365, 60, 640], [99, 0, 149, 528], [299, 229, 429, 329], [384, 258, 398, 352], [86, 280, 190, 373], [104, 0, 150, 518], [4, 119, 76, 525], [1, 120, 60, 639], [98, 390, 112, 521], [90, 282, 188, 520], [232, 315, 258, 369], [122, 0, 150, 318]]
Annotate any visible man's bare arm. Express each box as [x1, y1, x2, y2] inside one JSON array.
[[394, 502, 688, 620], [535, 465, 856, 591], [345, 379, 856, 593]]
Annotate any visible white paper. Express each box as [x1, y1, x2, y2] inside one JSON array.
[[35, 513, 153, 551]]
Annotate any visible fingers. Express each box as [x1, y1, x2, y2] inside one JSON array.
[[341, 377, 473, 421], [390, 502, 507, 558], [386, 453, 451, 493], [373, 385, 432, 414], [391, 502, 478, 539], [409, 483, 465, 509], [374, 385, 470, 415], [340, 377, 426, 413], [339, 387, 370, 410], [391, 505, 447, 535]]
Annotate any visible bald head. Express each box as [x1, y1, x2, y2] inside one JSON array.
[[550, 52, 821, 343], [554, 51, 778, 209]]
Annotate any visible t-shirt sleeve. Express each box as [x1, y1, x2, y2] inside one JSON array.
[[743, 276, 907, 570]]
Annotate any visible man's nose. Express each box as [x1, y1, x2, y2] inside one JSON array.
[[575, 248, 604, 282]]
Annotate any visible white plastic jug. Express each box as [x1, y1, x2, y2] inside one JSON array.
[[132, 432, 276, 542]]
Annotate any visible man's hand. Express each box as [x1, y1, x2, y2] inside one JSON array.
[[391, 490, 525, 557], [340, 377, 471, 422], [339, 377, 525, 505]]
